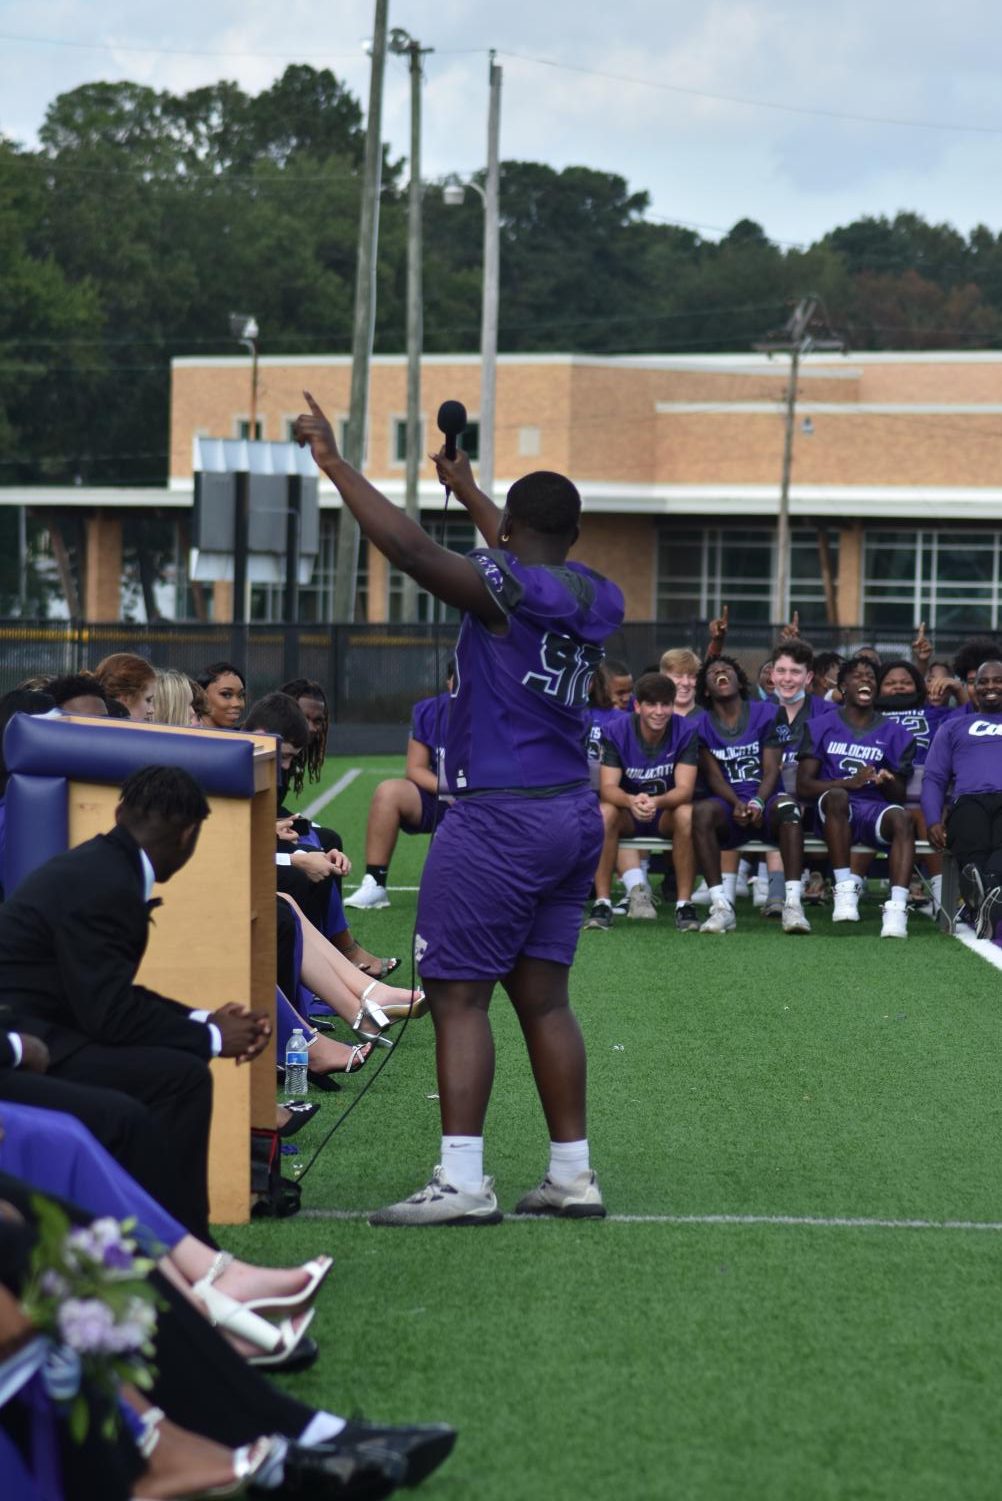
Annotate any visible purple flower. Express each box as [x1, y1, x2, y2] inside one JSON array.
[[57, 1298, 116, 1354], [102, 1243, 134, 1273]]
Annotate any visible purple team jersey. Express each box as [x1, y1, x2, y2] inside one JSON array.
[[698, 699, 781, 800], [601, 712, 699, 795], [800, 709, 916, 800], [920, 711, 1002, 824], [877, 703, 955, 766], [410, 691, 451, 787], [445, 549, 625, 792], [586, 704, 629, 772], [773, 695, 836, 766]]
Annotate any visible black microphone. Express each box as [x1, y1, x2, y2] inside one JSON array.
[[437, 400, 467, 467]]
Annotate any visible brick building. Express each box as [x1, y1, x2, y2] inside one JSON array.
[[7, 350, 1002, 632]]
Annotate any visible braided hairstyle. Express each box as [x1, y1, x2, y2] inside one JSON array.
[[280, 678, 330, 795]]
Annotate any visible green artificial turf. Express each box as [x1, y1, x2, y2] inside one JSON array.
[[218, 757, 1002, 1500]]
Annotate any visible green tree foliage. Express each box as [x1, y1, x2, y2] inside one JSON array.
[[2, 64, 1002, 513]]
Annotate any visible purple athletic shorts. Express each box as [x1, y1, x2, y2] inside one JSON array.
[[707, 793, 785, 848], [414, 787, 603, 981], [402, 788, 451, 837], [818, 792, 902, 846]]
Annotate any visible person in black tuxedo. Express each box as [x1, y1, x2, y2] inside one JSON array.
[[0, 766, 270, 1241]]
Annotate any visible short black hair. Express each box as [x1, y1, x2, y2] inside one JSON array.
[[813, 651, 843, 678], [633, 672, 676, 705], [954, 636, 1001, 681], [602, 659, 632, 680], [48, 674, 108, 708], [695, 653, 750, 707], [770, 638, 814, 669], [505, 471, 581, 536], [877, 659, 926, 699], [243, 692, 310, 749], [119, 766, 210, 825], [197, 661, 246, 689], [837, 654, 878, 690], [106, 698, 131, 719]]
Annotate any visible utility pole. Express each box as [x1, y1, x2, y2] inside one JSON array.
[[754, 296, 845, 624], [332, 0, 389, 623], [389, 27, 433, 622], [479, 52, 502, 513]]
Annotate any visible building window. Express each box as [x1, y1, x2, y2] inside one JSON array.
[[656, 524, 839, 625], [388, 517, 476, 623], [237, 418, 263, 440], [863, 529, 999, 632], [392, 417, 426, 465], [460, 420, 480, 462]]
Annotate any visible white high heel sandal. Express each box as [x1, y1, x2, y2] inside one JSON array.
[[191, 1253, 314, 1367], [351, 981, 427, 1048]]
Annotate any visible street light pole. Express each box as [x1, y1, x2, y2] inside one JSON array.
[[479, 52, 502, 511], [333, 0, 389, 623], [389, 27, 433, 623]]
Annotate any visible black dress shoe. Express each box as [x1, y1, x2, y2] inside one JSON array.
[[333, 1421, 457, 1487], [247, 1334, 319, 1374], [275, 1437, 405, 1498]]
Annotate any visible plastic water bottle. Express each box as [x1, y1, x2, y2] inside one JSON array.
[[284, 1029, 309, 1098]]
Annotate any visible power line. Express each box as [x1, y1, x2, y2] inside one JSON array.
[[497, 48, 1002, 138], [0, 29, 484, 62]]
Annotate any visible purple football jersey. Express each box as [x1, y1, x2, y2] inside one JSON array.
[[586, 704, 629, 770], [601, 712, 699, 796], [800, 709, 916, 801], [921, 711, 1002, 824], [772, 695, 836, 766], [446, 550, 625, 792], [877, 703, 954, 766], [698, 699, 781, 799], [410, 691, 451, 786]]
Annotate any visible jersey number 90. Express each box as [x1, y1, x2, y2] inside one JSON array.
[[522, 632, 603, 708]]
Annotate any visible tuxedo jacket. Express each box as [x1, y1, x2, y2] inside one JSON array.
[[0, 826, 211, 1065]]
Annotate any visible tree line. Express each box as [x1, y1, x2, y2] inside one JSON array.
[[3, 63, 1002, 605]]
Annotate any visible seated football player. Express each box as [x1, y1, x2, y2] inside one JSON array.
[[583, 672, 698, 930], [875, 658, 955, 912], [797, 655, 917, 938], [691, 656, 810, 935], [585, 658, 634, 788], [768, 637, 834, 910], [921, 658, 1002, 938], [346, 667, 455, 910]]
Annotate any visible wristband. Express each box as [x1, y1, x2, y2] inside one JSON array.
[[747, 796, 764, 811]]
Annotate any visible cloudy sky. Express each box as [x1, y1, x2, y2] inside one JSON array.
[[2, 1, 1000, 246]]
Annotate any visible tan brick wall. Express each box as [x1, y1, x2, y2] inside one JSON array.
[[573, 514, 655, 618]]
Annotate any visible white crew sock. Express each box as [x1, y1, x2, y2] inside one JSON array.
[[931, 874, 943, 905], [709, 884, 726, 905], [891, 885, 909, 907], [834, 867, 851, 885], [757, 860, 768, 882], [548, 1138, 590, 1186], [300, 1412, 347, 1445], [622, 867, 645, 893], [785, 880, 803, 903], [722, 873, 738, 904], [441, 1135, 484, 1192]]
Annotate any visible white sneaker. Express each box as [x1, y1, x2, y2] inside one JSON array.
[[369, 1166, 502, 1226], [514, 1170, 606, 1219], [752, 876, 769, 908], [832, 880, 860, 922], [344, 873, 391, 910], [691, 879, 712, 906], [880, 900, 909, 939], [781, 899, 812, 934], [626, 883, 657, 920], [700, 898, 736, 933]]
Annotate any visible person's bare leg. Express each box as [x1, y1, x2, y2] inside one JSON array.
[[665, 805, 695, 900], [280, 893, 419, 1024], [821, 789, 852, 868], [169, 1237, 323, 1305], [885, 810, 916, 888], [593, 805, 633, 901], [364, 778, 425, 865], [425, 978, 496, 1135], [502, 957, 586, 1142], [692, 800, 727, 887], [126, 1387, 272, 1500]]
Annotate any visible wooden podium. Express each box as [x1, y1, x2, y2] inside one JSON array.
[[3, 715, 279, 1224]]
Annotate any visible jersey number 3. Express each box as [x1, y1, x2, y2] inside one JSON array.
[[522, 632, 602, 708]]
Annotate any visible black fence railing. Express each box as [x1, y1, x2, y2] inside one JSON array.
[[0, 619, 982, 753]]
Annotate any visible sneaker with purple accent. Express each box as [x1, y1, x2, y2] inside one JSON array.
[[369, 1166, 502, 1227], [514, 1170, 607, 1219]]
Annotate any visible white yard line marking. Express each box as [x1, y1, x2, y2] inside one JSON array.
[[299, 1208, 1002, 1231], [952, 921, 1002, 973], [301, 768, 363, 819]]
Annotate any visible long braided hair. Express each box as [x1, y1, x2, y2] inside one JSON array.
[[280, 678, 330, 795]]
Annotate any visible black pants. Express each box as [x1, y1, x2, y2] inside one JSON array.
[[946, 793, 1002, 883], [51, 1044, 214, 1242]]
